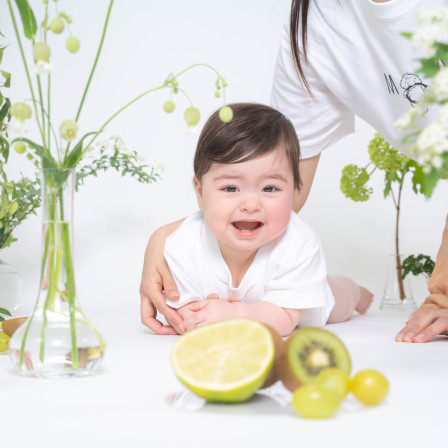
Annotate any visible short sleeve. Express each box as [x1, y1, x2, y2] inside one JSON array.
[[263, 234, 331, 310], [270, 22, 355, 158]]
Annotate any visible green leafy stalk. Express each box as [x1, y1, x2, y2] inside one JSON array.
[[6, 0, 45, 144]]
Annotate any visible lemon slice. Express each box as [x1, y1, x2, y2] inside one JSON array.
[[171, 319, 275, 403]]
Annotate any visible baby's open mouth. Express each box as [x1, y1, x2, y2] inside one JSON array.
[[232, 221, 263, 232]]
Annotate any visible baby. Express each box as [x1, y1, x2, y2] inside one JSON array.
[[164, 103, 372, 336]]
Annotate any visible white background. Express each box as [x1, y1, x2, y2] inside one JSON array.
[[1, 0, 447, 316]]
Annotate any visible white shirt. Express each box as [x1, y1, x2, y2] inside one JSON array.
[[164, 211, 335, 327], [271, 0, 444, 159]]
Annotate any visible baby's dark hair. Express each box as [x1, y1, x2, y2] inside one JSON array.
[[194, 103, 302, 190]]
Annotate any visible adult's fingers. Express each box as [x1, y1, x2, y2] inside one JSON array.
[[395, 309, 448, 343], [412, 317, 448, 342], [140, 275, 184, 334], [140, 291, 177, 335]]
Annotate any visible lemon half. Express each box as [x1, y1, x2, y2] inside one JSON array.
[[171, 319, 275, 403]]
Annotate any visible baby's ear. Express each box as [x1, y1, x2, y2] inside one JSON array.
[[193, 177, 204, 210]]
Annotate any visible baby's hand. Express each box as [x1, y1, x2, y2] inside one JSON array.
[[179, 296, 240, 331]]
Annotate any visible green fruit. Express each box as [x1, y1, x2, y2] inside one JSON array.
[[14, 142, 27, 154], [314, 367, 350, 399], [184, 106, 200, 128], [350, 369, 389, 406], [219, 106, 233, 123], [171, 319, 275, 403], [279, 327, 351, 391], [163, 100, 175, 113], [33, 42, 51, 62], [50, 17, 65, 33], [59, 119, 78, 141], [10, 102, 32, 121], [0, 333, 10, 353], [292, 384, 340, 418], [66, 36, 80, 53]]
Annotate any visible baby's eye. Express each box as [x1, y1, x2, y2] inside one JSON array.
[[223, 186, 238, 193], [263, 186, 278, 192]]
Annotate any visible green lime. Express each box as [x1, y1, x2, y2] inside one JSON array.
[[33, 42, 51, 62], [10, 102, 32, 121], [292, 384, 340, 418], [184, 106, 200, 128], [66, 37, 80, 53], [171, 319, 275, 403], [50, 17, 65, 33], [163, 100, 175, 113], [59, 119, 78, 141], [219, 106, 233, 123]]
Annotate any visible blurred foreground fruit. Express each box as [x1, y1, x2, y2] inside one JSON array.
[[292, 384, 340, 419], [171, 319, 275, 402], [350, 369, 389, 406], [279, 327, 351, 391], [314, 367, 350, 399]]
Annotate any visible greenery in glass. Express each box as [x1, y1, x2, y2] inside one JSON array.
[[4, 0, 231, 377], [340, 134, 434, 304]]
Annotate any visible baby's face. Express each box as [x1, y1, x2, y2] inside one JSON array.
[[194, 146, 295, 258]]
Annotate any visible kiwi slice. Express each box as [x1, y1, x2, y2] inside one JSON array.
[[279, 327, 351, 391]]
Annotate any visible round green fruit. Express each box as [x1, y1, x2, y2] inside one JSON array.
[[163, 100, 175, 113], [66, 37, 80, 53], [14, 142, 27, 154], [50, 17, 65, 34], [292, 384, 340, 419], [314, 367, 350, 399], [350, 369, 389, 406], [219, 106, 233, 123], [184, 106, 200, 128], [33, 42, 51, 62], [10, 102, 32, 121], [59, 119, 79, 141]]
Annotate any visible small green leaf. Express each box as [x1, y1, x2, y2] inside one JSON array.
[[13, 0, 38, 40], [400, 32, 412, 40], [0, 98, 11, 121], [421, 167, 441, 198], [0, 307, 12, 317], [0, 46, 5, 65], [1, 71, 11, 88]]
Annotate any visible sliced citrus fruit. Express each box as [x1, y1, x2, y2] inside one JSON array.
[[171, 319, 275, 403]]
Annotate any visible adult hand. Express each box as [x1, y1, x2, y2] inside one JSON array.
[[395, 295, 448, 343], [140, 221, 185, 334]]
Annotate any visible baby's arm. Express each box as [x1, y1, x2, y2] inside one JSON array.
[[234, 302, 303, 336], [181, 298, 303, 337]]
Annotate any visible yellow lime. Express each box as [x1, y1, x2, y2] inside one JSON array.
[[171, 319, 275, 403], [0, 333, 10, 353]]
